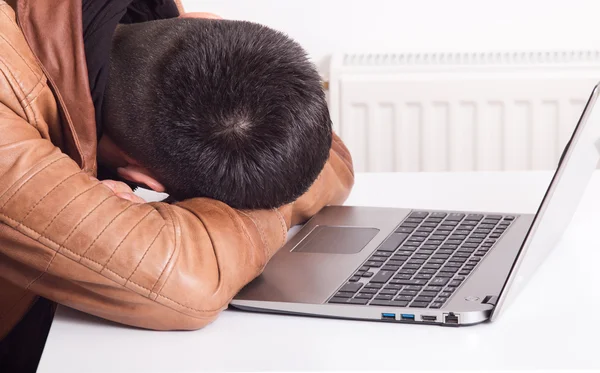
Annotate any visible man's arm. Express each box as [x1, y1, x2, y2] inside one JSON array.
[[0, 84, 353, 331]]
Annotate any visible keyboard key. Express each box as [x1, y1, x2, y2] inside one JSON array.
[[481, 218, 499, 224], [446, 213, 465, 221], [425, 218, 444, 224], [410, 211, 429, 219], [432, 254, 450, 260], [350, 276, 361, 282], [435, 272, 453, 278], [384, 284, 403, 291], [465, 214, 484, 221], [486, 215, 503, 219], [425, 286, 443, 292], [371, 270, 395, 283], [446, 240, 463, 245], [430, 302, 444, 308], [382, 265, 400, 271], [419, 268, 438, 275], [395, 227, 414, 234], [355, 293, 375, 299], [412, 254, 430, 260], [407, 259, 426, 266], [370, 300, 409, 307], [421, 222, 439, 228], [392, 279, 428, 286], [449, 280, 463, 287], [359, 266, 371, 272], [412, 231, 429, 237], [365, 261, 383, 268], [374, 295, 393, 301], [414, 296, 434, 302], [406, 217, 425, 223], [425, 240, 443, 245], [479, 224, 496, 229], [360, 288, 378, 294], [365, 282, 383, 289], [455, 276, 465, 281], [335, 291, 355, 298], [423, 263, 442, 269], [428, 259, 446, 264], [380, 233, 409, 251], [417, 249, 435, 255], [380, 289, 398, 296], [489, 234, 501, 239], [459, 270, 471, 276], [439, 266, 458, 273], [410, 301, 430, 308], [439, 292, 453, 297], [395, 295, 414, 302], [474, 229, 491, 234], [420, 291, 439, 297], [403, 241, 421, 247], [504, 216, 515, 220], [435, 296, 448, 303], [340, 283, 363, 293], [397, 269, 416, 275], [403, 264, 421, 270], [466, 238, 483, 244], [399, 290, 418, 296], [461, 243, 479, 249], [471, 233, 487, 239], [438, 249, 454, 255], [441, 244, 458, 250], [473, 251, 486, 257], [430, 277, 450, 286], [328, 297, 348, 304], [388, 260, 405, 266], [362, 272, 374, 278], [469, 257, 481, 262], [441, 220, 459, 226], [400, 223, 419, 228], [445, 287, 457, 293], [408, 236, 425, 243], [373, 251, 392, 257], [348, 298, 369, 305], [397, 250, 415, 256], [405, 285, 423, 291], [414, 274, 432, 280], [430, 235, 447, 240], [448, 235, 466, 241]]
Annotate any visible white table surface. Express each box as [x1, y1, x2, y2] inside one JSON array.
[[37, 171, 600, 372]]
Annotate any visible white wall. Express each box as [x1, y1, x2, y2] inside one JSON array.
[[181, 0, 600, 78]]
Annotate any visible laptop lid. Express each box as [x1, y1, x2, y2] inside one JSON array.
[[490, 82, 600, 321]]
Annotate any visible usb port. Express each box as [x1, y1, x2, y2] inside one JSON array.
[[381, 313, 396, 320], [400, 313, 415, 321], [421, 315, 437, 322]]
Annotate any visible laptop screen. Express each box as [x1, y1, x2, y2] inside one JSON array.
[[491, 82, 600, 321]]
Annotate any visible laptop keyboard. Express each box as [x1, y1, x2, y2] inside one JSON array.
[[327, 211, 515, 308]]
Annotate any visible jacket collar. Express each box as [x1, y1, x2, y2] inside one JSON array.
[[14, 0, 185, 175]]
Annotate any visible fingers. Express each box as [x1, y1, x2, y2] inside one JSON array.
[[179, 12, 222, 19], [116, 192, 146, 204], [91, 177, 146, 204]]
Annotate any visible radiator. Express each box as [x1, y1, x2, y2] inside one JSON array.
[[327, 50, 600, 172]]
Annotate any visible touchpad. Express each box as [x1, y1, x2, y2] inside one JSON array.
[[292, 226, 379, 254]]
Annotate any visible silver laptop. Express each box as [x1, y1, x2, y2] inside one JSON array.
[[230, 82, 600, 326]]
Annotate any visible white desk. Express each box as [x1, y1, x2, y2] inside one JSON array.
[[37, 172, 600, 372]]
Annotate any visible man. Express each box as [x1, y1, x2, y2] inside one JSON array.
[[0, 0, 354, 371]]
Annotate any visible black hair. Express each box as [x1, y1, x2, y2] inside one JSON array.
[[103, 17, 332, 209]]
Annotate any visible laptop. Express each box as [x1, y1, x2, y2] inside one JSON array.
[[230, 82, 600, 326]]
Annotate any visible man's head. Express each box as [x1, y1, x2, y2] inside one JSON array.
[[99, 16, 332, 209]]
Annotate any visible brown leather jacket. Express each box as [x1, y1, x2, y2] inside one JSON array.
[[0, 0, 354, 338]]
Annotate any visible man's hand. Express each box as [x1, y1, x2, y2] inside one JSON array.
[[90, 175, 146, 204]]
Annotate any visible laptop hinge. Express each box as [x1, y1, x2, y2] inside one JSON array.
[[482, 295, 498, 306]]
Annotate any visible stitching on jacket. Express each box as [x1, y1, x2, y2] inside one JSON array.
[[0, 32, 40, 83], [238, 210, 266, 253], [273, 208, 287, 247], [0, 156, 66, 210], [151, 206, 178, 294], [39, 183, 100, 236], [126, 224, 166, 282], [59, 194, 115, 250], [79, 204, 135, 259], [16, 172, 81, 229], [0, 213, 224, 314], [103, 208, 155, 271]]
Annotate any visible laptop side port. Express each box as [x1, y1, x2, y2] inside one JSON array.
[[400, 313, 415, 321], [381, 313, 396, 320], [421, 315, 437, 322], [444, 312, 459, 325]]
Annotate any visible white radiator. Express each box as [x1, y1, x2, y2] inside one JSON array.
[[328, 50, 600, 172]]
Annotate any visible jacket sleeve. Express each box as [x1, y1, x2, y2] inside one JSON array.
[[0, 94, 353, 331]]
